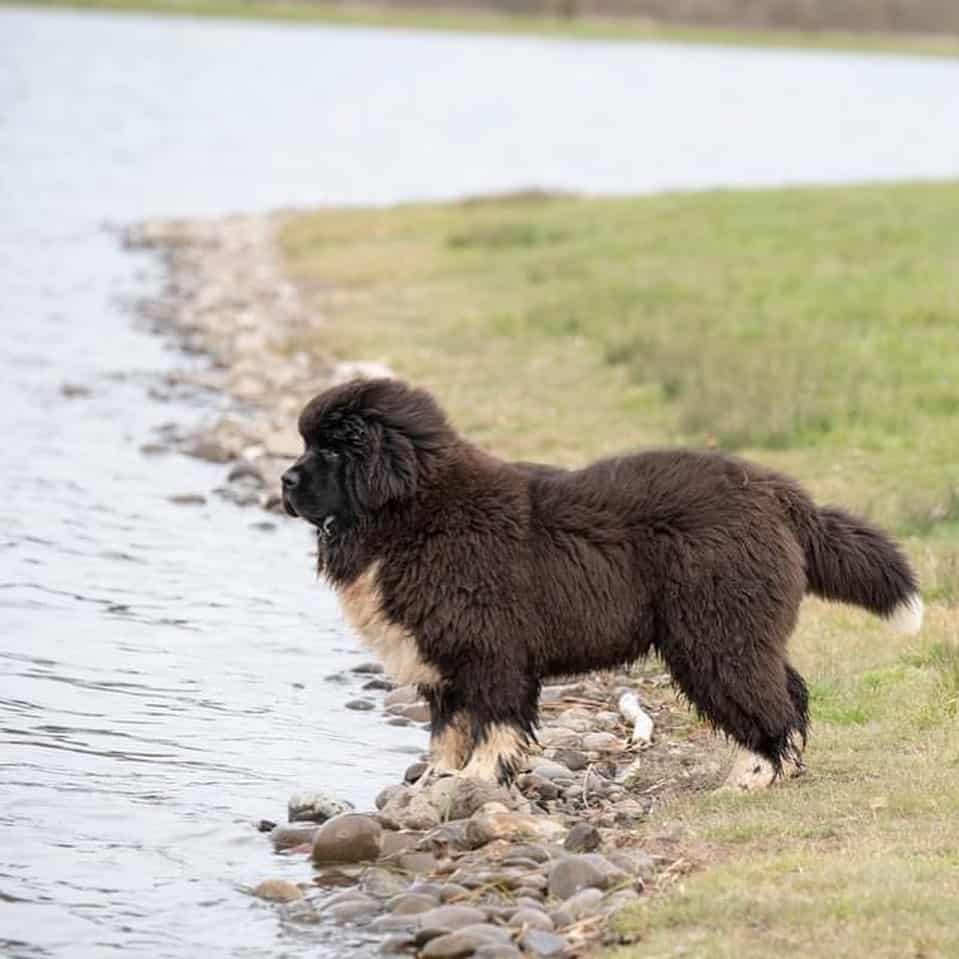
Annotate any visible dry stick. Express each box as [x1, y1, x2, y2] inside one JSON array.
[[642, 777, 669, 794]]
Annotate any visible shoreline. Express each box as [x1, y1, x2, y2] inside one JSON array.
[[128, 211, 732, 957], [5, 0, 959, 60], [125, 214, 393, 509]]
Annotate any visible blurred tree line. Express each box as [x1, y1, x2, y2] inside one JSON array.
[[318, 0, 959, 32]]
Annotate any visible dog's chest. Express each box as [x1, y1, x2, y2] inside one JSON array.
[[335, 562, 441, 687]]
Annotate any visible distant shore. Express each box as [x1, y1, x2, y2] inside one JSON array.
[[5, 0, 959, 59]]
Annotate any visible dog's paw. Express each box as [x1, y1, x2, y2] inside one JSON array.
[[719, 746, 805, 793], [720, 749, 777, 792]]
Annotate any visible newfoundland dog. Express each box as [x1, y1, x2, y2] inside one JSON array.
[[282, 378, 922, 786]]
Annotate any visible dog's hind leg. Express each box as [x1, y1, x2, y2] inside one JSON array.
[[657, 629, 808, 786], [719, 661, 810, 790]]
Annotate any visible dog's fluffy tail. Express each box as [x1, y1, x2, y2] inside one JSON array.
[[792, 504, 923, 634]]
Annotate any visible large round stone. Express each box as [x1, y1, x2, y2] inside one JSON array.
[[547, 855, 608, 900], [251, 879, 304, 902], [311, 813, 382, 864]]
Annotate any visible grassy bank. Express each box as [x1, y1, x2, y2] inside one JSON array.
[[6, 0, 959, 59], [278, 180, 959, 956]]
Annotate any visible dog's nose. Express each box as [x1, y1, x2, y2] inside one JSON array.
[[281, 467, 300, 490]]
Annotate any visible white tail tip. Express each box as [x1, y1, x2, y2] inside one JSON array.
[[887, 593, 924, 635]]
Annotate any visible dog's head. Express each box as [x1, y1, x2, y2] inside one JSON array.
[[281, 378, 452, 531]]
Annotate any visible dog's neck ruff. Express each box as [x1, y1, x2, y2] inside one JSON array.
[[314, 515, 338, 578]]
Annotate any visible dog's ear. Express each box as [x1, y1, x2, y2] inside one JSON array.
[[351, 423, 418, 512]]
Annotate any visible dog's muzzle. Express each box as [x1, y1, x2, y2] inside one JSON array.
[[281, 467, 300, 517]]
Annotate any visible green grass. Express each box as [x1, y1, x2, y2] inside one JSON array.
[[280, 181, 959, 537], [6, 0, 959, 59], [276, 180, 959, 957]]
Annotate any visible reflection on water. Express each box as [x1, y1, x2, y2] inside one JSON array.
[[1, 7, 958, 957]]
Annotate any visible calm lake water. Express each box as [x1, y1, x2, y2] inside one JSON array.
[[1, 7, 958, 957]]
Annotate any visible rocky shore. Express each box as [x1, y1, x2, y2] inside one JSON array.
[[125, 214, 392, 509], [127, 214, 732, 957], [253, 667, 725, 958]]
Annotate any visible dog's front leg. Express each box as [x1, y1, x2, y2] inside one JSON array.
[[455, 664, 540, 785], [412, 685, 471, 788]]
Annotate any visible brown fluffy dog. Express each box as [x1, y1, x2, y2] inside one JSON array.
[[282, 378, 922, 784]]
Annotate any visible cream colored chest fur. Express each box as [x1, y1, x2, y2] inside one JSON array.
[[335, 561, 441, 687]]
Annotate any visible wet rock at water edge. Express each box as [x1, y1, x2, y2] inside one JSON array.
[[168, 492, 206, 506], [376, 784, 407, 810], [326, 897, 380, 923], [404, 761, 430, 784], [381, 932, 419, 953], [312, 865, 366, 888], [251, 878, 304, 902], [227, 460, 265, 484], [346, 698, 376, 711], [269, 822, 320, 850], [388, 702, 431, 723], [395, 851, 439, 874], [288, 791, 354, 824], [380, 830, 421, 859], [351, 661, 384, 675], [60, 381, 92, 398], [362, 677, 394, 691], [384, 684, 421, 708], [184, 435, 234, 464], [311, 813, 383, 864], [140, 442, 170, 456]]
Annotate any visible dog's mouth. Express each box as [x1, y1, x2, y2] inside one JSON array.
[[282, 494, 336, 539]]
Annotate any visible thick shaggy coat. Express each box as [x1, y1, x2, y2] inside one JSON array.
[[282, 378, 922, 783]]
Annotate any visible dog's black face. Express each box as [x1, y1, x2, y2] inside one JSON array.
[[281, 444, 347, 529], [282, 378, 454, 533]]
